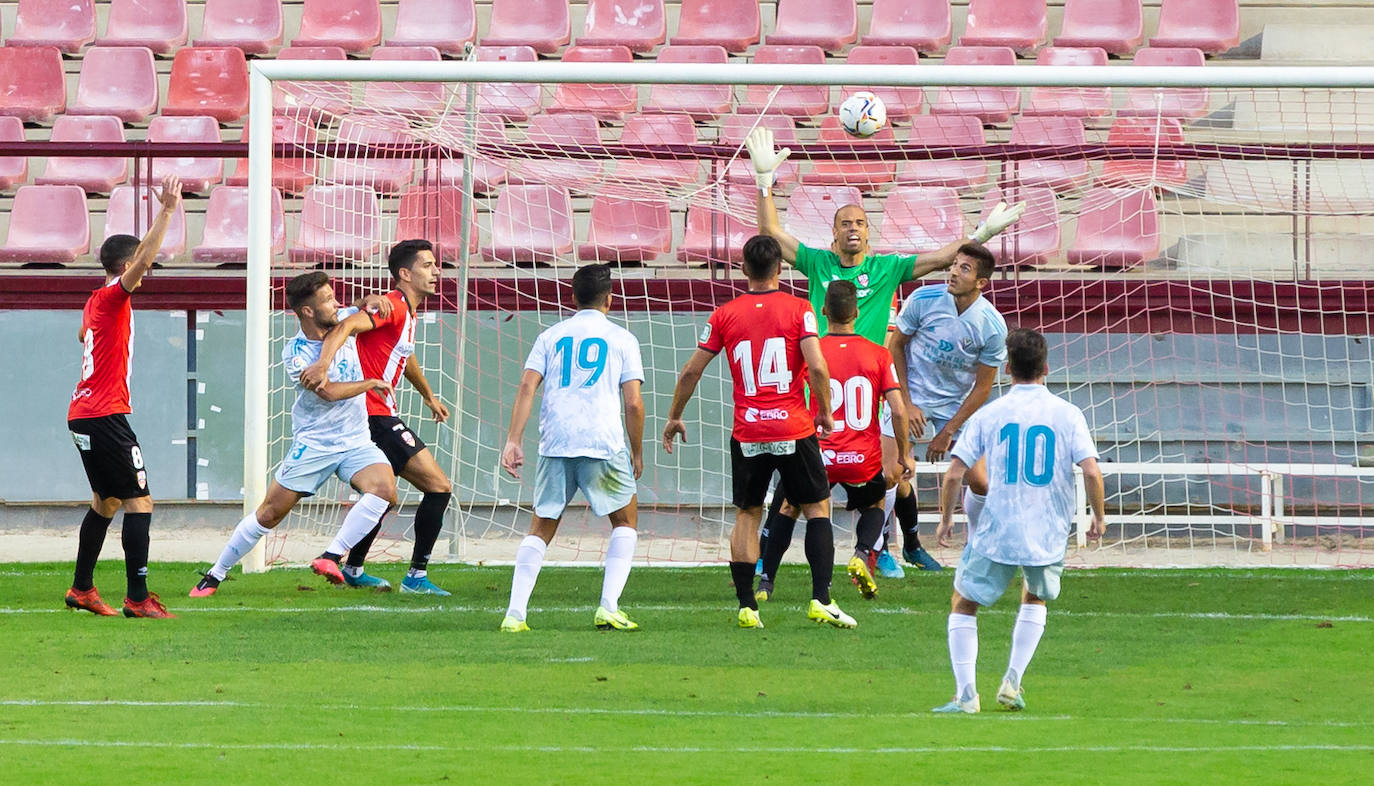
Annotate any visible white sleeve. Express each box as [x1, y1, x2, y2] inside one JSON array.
[[283, 343, 307, 387], [895, 292, 921, 336], [619, 332, 645, 384], [951, 411, 985, 468], [523, 333, 548, 376], [1069, 407, 1099, 463], [979, 317, 1008, 366]]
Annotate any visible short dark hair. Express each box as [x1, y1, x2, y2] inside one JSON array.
[[571, 263, 613, 308], [99, 234, 141, 275], [286, 271, 331, 313], [742, 235, 782, 280], [958, 241, 997, 279], [824, 280, 858, 324], [388, 238, 434, 280], [1006, 327, 1048, 381]]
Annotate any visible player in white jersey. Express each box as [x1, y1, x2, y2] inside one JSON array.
[[499, 264, 646, 632], [190, 272, 398, 597], [930, 328, 1106, 714]]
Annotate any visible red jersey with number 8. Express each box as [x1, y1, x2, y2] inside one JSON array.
[[811, 333, 901, 484], [354, 290, 416, 417], [69, 280, 134, 421], [699, 290, 818, 442]]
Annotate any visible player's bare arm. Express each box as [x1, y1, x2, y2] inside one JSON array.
[[500, 369, 543, 478], [662, 348, 714, 453], [884, 387, 915, 483], [621, 380, 646, 479], [746, 127, 800, 263], [1080, 456, 1107, 540], [353, 292, 394, 318], [927, 364, 997, 462], [119, 174, 181, 293], [799, 335, 834, 438], [403, 354, 448, 422], [886, 326, 927, 438], [313, 378, 391, 403], [908, 200, 1029, 282], [300, 310, 377, 391], [936, 456, 970, 547]]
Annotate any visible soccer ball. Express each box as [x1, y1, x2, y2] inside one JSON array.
[[839, 92, 886, 138]]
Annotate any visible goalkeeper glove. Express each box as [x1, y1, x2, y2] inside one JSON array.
[[744, 127, 791, 196], [970, 200, 1027, 244]]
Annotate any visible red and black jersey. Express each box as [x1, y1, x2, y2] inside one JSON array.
[[69, 280, 134, 421], [354, 290, 416, 417], [812, 333, 900, 484]]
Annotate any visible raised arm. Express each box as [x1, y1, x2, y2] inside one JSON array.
[[404, 354, 449, 423], [621, 380, 645, 479], [499, 369, 543, 478], [119, 174, 182, 293], [926, 364, 998, 462], [746, 128, 800, 263], [799, 335, 833, 439], [1079, 456, 1107, 540], [662, 348, 715, 453], [300, 311, 377, 391], [907, 201, 1029, 281]]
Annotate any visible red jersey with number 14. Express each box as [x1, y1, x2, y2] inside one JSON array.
[[699, 290, 819, 442], [812, 333, 901, 484], [354, 290, 416, 417], [69, 280, 134, 421]]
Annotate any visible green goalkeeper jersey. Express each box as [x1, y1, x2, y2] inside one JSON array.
[[793, 243, 919, 345]]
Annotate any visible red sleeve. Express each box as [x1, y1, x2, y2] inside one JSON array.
[[877, 346, 901, 393], [798, 300, 819, 339], [698, 308, 724, 354]]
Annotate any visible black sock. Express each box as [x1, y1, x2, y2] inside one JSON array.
[[855, 507, 886, 555], [729, 561, 758, 610], [121, 511, 151, 602], [759, 509, 797, 583], [894, 489, 921, 549], [803, 517, 834, 605], [345, 524, 381, 569], [321, 551, 342, 562], [410, 491, 450, 571], [73, 508, 113, 591]]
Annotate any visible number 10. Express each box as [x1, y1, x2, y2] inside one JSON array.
[[998, 423, 1055, 487]]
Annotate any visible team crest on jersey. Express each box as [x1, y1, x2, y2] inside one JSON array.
[[857, 273, 869, 287], [960, 337, 978, 352], [401, 431, 415, 447], [136, 470, 147, 489], [287, 355, 306, 373]]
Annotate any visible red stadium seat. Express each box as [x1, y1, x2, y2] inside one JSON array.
[[388, 0, 476, 55], [1121, 47, 1210, 119], [8, 0, 96, 53], [397, 186, 479, 261], [1150, 0, 1240, 55], [578, 0, 666, 54], [722, 114, 800, 188], [1066, 187, 1160, 269], [290, 185, 383, 265], [861, 0, 951, 52], [579, 196, 673, 263], [1054, 0, 1143, 55], [36, 115, 128, 193], [672, 0, 759, 53], [98, 0, 187, 54], [510, 112, 603, 187], [803, 116, 896, 191], [421, 115, 508, 194], [364, 46, 445, 117], [484, 184, 575, 264], [617, 114, 701, 186], [331, 115, 417, 195], [960, 0, 1048, 53], [929, 46, 1019, 123], [896, 115, 989, 189], [873, 186, 963, 254], [743, 46, 830, 118], [293, 0, 381, 54], [0, 117, 27, 190], [1100, 117, 1188, 189], [226, 116, 318, 194], [484, 0, 570, 55], [274, 46, 351, 118], [104, 184, 187, 262], [0, 185, 90, 264], [475, 46, 542, 122], [148, 115, 224, 193], [68, 46, 159, 123], [1007, 116, 1091, 192], [0, 46, 65, 123], [845, 46, 922, 121], [767, 0, 858, 52], [550, 46, 638, 120], [1024, 47, 1112, 118], [195, 0, 283, 55], [784, 185, 864, 248], [678, 185, 758, 264], [979, 186, 1060, 267], [164, 46, 251, 123], [644, 45, 733, 121], [193, 186, 286, 265]]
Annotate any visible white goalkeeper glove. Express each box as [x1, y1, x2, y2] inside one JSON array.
[[744, 127, 791, 196], [970, 200, 1027, 244]]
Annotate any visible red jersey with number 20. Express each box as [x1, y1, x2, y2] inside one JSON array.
[[699, 290, 819, 442], [69, 280, 134, 421], [813, 333, 901, 484], [354, 290, 416, 417]]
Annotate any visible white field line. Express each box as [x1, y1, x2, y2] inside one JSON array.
[[4, 569, 1374, 579]]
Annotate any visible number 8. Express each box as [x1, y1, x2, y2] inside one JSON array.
[[130, 446, 145, 470]]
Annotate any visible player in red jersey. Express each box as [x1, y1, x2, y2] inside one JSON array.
[[301, 239, 454, 595], [757, 281, 915, 603], [664, 235, 855, 630], [64, 174, 181, 619]]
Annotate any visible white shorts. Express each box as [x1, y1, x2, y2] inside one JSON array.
[[274, 442, 391, 495], [953, 543, 1063, 607], [879, 402, 953, 444], [533, 450, 636, 520]]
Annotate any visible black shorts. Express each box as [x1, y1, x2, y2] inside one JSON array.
[[68, 414, 150, 500], [731, 435, 828, 509], [777, 468, 886, 512], [368, 415, 427, 474]]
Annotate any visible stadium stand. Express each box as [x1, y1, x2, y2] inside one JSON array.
[[549, 46, 639, 119], [1065, 187, 1160, 269], [290, 185, 382, 265], [860, 0, 951, 52], [0, 185, 89, 264], [929, 45, 1020, 123], [273, 46, 351, 118], [513, 113, 604, 186], [35, 116, 128, 194], [330, 115, 417, 195], [0, 118, 27, 191], [1121, 47, 1211, 119], [643, 45, 733, 120], [364, 46, 446, 117], [104, 185, 188, 262], [1100, 118, 1189, 189], [783, 185, 865, 248], [0, 46, 65, 123], [1023, 46, 1113, 117], [1150, 0, 1241, 55], [148, 115, 225, 194], [1053, 0, 1143, 56], [844, 45, 923, 121], [483, 184, 575, 264], [484, 0, 571, 54], [678, 184, 756, 264], [671, 0, 760, 52], [474, 45, 543, 121], [7, 0, 97, 53], [579, 196, 674, 263], [164, 47, 250, 123], [192, 186, 285, 265], [68, 47, 160, 123], [396, 185, 480, 261], [742, 45, 831, 117], [802, 116, 897, 191], [577, 0, 667, 53], [895, 115, 989, 189], [195, 0, 284, 54], [386, 0, 477, 55], [959, 0, 1048, 53], [97, 0, 188, 54], [1007, 115, 1091, 193], [979, 185, 1060, 267], [767, 0, 858, 52], [872, 186, 963, 254], [293, 0, 382, 53], [617, 113, 702, 186]]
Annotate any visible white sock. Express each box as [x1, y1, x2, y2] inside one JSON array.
[[342, 564, 363, 578], [506, 535, 547, 621], [883, 486, 897, 525], [1005, 603, 1048, 689], [600, 526, 637, 613], [326, 493, 391, 556], [407, 568, 426, 579], [963, 490, 986, 532], [209, 515, 270, 580], [948, 612, 979, 702]]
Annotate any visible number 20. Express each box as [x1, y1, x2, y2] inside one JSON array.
[[997, 423, 1055, 487]]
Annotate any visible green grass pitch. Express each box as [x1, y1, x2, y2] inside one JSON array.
[[1, 562, 1371, 784]]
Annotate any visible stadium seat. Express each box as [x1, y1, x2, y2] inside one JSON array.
[[164, 46, 251, 123], [1100, 118, 1188, 188], [331, 115, 417, 195], [1023, 47, 1112, 118], [959, 0, 1048, 53], [484, 184, 575, 264], [104, 185, 187, 262], [484, 0, 570, 55], [644, 45, 733, 121], [98, 0, 188, 54], [578, 196, 673, 263], [873, 186, 963, 254], [1007, 116, 1091, 192], [226, 116, 318, 194], [895, 115, 989, 189], [1150, 0, 1240, 55], [387, 0, 476, 55], [7, 0, 96, 53], [784, 185, 864, 248], [672, 0, 760, 53], [743, 46, 830, 118], [1065, 187, 1159, 269], [861, 0, 952, 52], [803, 116, 896, 191], [193, 186, 286, 265], [195, 0, 283, 55], [67, 47, 159, 123], [0, 117, 26, 191], [510, 112, 603, 187], [290, 185, 383, 265], [1121, 47, 1210, 119], [929, 46, 1019, 123], [0, 185, 90, 264], [549, 46, 638, 120], [293, 0, 381, 54], [767, 0, 858, 52], [148, 115, 224, 193], [722, 114, 800, 188], [1053, 0, 1143, 55], [421, 115, 508, 194], [578, 0, 666, 54], [845, 46, 922, 121], [475, 46, 543, 121], [364, 46, 445, 117], [0, 45, 65, 123], [396, 186, 479, 261], [678, 185, 757, 264], [36, 115, 128, 193], [979, 186, 1060, 267], [617, 114, 701, 186], [273, 46, 351, 119]]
